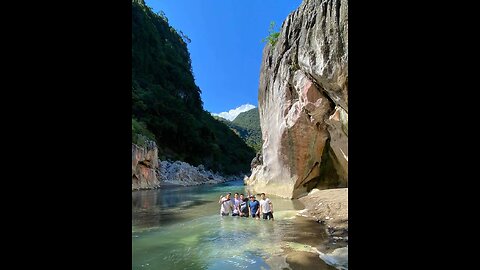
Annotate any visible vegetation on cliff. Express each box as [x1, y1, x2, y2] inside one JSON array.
[[132, 0, 255, 174], [262, 21, 280, 46]]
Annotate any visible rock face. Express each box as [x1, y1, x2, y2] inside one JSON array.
[[246, 0, 348, 198], [132, 141, 160, 190], [297, 188, 348, 233], [158, 161, 228, 186], [132, 140, 237, 189], [250, 152, 263, 169]]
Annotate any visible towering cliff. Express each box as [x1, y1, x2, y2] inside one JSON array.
[[246, 0, 348, 198], [132, 0, 255, 175]]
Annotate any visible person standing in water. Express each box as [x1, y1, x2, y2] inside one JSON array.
[[248, 195, 260, 219], [259, 193, 274, 220], [232, 193, 241, 216], [239, 193, 249, 217], [219, 193, 233, 216]]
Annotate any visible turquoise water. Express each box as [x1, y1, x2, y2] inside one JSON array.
[[132, 180, 330, 269]]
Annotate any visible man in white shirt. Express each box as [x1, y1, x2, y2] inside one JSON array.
[[259, 193, 274, 220], [218, 193, 233, 216]]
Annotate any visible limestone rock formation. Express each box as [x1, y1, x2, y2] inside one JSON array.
[[132, 141, 160, 190], [246, 0, 348, 198]]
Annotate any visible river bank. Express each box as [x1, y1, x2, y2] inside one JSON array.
[[132, 157, 247, 191], [158, 160, 247, 187], [297, 188, 348, 252], [268, 188, 348, 269], [132, 141, 247, 190]]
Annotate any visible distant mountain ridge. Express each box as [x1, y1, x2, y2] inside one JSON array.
[[213, 108, 262, 153], [211, 104, 256, 121]]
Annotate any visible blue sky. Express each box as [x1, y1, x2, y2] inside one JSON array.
[[145, 0, 302, 115]]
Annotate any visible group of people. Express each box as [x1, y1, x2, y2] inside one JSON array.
[[218, 192, 274, 220]]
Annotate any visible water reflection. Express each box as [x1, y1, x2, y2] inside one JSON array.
[[132, 180, 331, 270], [132, 183, 231, 228]]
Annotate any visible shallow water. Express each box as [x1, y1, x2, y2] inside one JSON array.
[[132, 180, 336, 269]]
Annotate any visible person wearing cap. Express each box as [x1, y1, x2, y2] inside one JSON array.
[[248, 194, 260, 219]]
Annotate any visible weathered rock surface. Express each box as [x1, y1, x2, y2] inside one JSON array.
[[250, 152, 263, 169], [132, 141, 160, 190], [297, 188, 348, 233], [246, 0, 348, 198]]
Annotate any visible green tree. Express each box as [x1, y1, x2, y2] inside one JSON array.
[[262, 21, 280, 46], [214, 108, 263, 153], [132, 0, 255, 174]]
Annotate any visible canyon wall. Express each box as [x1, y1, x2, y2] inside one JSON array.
[[246, 0, 348, 198]]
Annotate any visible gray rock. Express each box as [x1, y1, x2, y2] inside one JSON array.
[[158, 160, 226, 186], [250, 152, 263, 169]]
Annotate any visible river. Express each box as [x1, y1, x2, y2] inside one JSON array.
[[132, 180, 341, 269]]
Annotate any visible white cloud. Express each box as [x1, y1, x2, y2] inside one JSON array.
[[212, 104, 256, 121]]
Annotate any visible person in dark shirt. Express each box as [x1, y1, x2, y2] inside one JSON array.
[[248, 195, 260, 219], [239, 193, 249, 217]]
